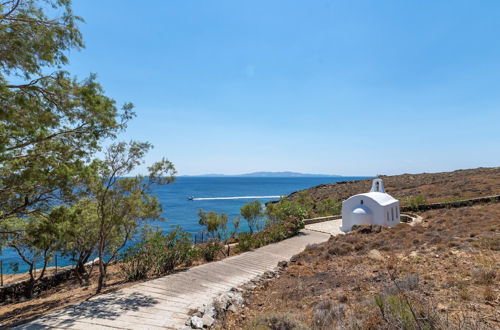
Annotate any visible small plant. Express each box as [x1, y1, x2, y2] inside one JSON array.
[[121, 226, 195, 281], [473, 267, 496, 285], [237, 232, 256, 252], [201, 239, 223, 262], [245, 313, 308, 330], [483, 286, 496, 302], [403, 195, 427, 211], [312, 300, 345, 329]]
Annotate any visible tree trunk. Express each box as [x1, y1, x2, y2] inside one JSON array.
[[96, 238, 107, 294], [26, 266, 35, 299]]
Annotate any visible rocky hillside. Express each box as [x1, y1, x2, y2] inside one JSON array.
[[289, 167, 500, 204], [221, 202, 500, 329]]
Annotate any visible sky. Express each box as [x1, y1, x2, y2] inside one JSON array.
[[67, 0, 500, 176]]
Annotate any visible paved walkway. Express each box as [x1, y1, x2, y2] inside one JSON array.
[[18, 230, 330, 330], [305, 218, 343, 235]]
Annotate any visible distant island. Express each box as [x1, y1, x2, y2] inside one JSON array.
[[181, 171, 343, 178]]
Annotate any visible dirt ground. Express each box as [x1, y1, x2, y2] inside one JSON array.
[[221, 203, 499, 329]]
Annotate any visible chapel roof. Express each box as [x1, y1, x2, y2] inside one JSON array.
[[352, 191, 398, 206]]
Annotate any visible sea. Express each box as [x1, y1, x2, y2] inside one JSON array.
[[1, 176, 368, 274]]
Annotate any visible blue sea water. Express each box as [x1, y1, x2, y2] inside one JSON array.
[[1, 176, 368, 274]]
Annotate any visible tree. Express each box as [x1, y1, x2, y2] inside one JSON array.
[[2, 213, 62, 297], [240, 200, 263, 234], [50, 199, 99, 285], [84, 141, 176, 293], [198, 210, 229, 241], [0, 0, 133, 227]]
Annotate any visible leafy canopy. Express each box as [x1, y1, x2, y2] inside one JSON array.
[[0, 0, 133, 225]]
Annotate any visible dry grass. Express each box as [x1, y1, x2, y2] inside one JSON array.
[[0, 264, 131, 327], [289, 166, 500, 205], [223, 203, 500, 329]]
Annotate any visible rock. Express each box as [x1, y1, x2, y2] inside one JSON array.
[[202, 314, 214, 327], [227, 291, 245, 307], [190, 316, 204, 329], [368, 249, 385, 262], [278, 260, 288, 268], [202, 304, 215, 319], [227, 304, 238, 313]]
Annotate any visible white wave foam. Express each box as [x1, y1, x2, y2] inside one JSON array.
[[192, 195, 282, 201]]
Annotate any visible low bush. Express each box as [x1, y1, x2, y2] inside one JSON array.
[[315, 198, 341, 216], [312, 300, 346, 329], [201, 239, 224, 262], [120, 226, 195, 281], [402, 195, 427, 211], [237, 232, 256, 252]]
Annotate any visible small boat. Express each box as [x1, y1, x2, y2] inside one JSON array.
[[187, 196, 194, 201]]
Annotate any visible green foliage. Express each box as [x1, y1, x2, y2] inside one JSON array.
[[237, 232, 255, 252], [266, 197, 312, 223], [200, 239, 223, 262], [1, 212, 64, 297], [198, 210, 229, 241], [237, 216, 305, 252], [240, 200, 264, 233], [403, 195, 427, 211], [83, 141, 176, 292], [316, 198, 342, 216], [374, 293, 442, 329], [121, 226, 195, 281], [50, 199, 99, 284], [0, 1, 133, 226]]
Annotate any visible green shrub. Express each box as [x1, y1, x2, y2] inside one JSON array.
[[266, 196, 312, 222], [402, 195, 427, 211], [237, 232, 256, 252], [120, 226, 195, 281], [201, 239, 223, 262], [120, 248, 152, 281], [316, 198, 342, 216]]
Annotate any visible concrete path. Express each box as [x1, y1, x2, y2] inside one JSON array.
[[305, 218, 344, 236], [18, 230, 329, 330]]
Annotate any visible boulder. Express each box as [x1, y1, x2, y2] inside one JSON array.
[[202, 314, 215, 327], [190, 316, 204, 329]]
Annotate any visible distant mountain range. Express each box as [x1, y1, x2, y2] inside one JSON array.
[[181, 171, 342, 178]]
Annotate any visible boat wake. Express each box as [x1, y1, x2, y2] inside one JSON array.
[[192, 195, 282, 201]]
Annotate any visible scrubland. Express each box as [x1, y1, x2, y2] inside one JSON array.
[[222, 203, 499, 329]]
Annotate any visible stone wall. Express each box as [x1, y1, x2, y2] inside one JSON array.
[[0, 267, 75, 304], [303, 215, 342, 225]]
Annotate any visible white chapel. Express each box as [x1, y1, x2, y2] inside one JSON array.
[[340, 178, 400, 232]]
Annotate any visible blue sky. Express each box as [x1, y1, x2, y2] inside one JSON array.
[[68, 0, 500, 176]]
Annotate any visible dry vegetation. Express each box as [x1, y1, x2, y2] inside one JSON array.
[[221, 203, 499, 329], [289, 167, 500, 205], [0, 264, 129, 327]]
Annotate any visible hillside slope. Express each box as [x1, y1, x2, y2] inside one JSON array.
[[289, 167, 500, 204]]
